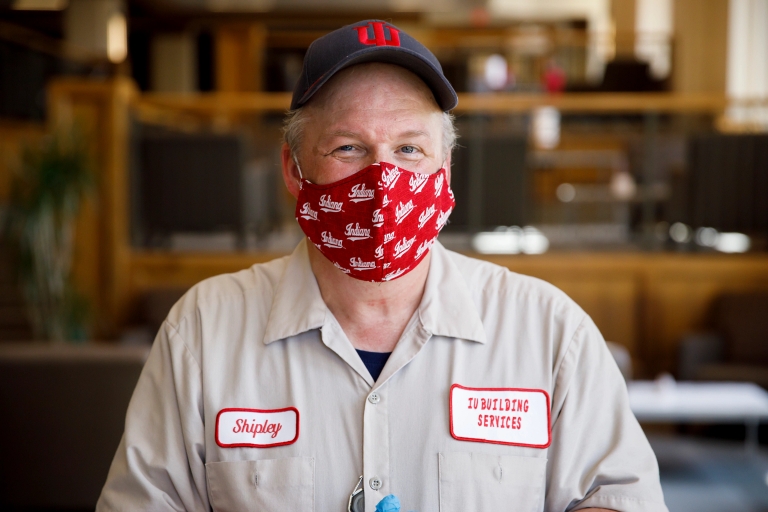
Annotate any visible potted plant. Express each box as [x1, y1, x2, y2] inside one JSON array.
[[5, 129, 93, 342]]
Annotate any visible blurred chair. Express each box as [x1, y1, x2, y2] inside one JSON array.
[[137, 128, 245, 249], [0, 242, 33, 341], [678, 292, 768, 388], [447, 132, 529, 231], [606, 341, 633, 382], [0, 343, 147, 510], [600, 58, 664, 92], [683, 134, 768, 235]]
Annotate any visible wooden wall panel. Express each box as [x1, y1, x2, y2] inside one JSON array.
[[129, 252, 281, 295], [426, 253, 768, 377], [63, 103, 102, 332], [47, 78, 136, 338], [672, 0, 729, 93], [611, 0, 637, 57], [0, 121, 46, 204], [550, 276, 638, 352], [644, 257, 768, 374], [215, 24, 267, 92], [486, 254, 643, 355]]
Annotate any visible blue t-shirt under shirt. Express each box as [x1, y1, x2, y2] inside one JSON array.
[[356, 349, 391, 381]]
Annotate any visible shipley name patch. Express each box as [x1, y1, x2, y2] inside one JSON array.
[[215, 407, 299, 448]]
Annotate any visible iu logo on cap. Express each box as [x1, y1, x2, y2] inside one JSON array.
[[355, 21, 401, 47]]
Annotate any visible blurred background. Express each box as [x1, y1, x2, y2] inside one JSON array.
[[0, 0, 767, 510]]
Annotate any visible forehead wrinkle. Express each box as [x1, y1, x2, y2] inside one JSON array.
[[321, 128, 431, 139], [396, 130, 431, 140], [310, 103, 433, 123]]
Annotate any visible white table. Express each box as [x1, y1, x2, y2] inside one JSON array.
[[628, 381, 768, 451]]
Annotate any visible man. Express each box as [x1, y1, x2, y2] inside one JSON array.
[[98, 20, 667, 512]]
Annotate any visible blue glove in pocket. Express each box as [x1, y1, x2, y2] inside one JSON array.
[[375, 494, 401, 512]]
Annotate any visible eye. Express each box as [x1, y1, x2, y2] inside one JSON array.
[[399, 145, 419, 154], [336, 145, 356, 152]]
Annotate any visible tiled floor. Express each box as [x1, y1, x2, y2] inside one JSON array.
[[650, 435, 768, 512]]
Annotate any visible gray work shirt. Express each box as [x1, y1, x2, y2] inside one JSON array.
[[97, 240, 668, 512]]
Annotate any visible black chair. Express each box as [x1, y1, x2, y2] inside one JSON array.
[[0, 344, 147, 510]]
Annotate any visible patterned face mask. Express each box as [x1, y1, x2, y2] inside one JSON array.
[[295, 161, 455, 282]]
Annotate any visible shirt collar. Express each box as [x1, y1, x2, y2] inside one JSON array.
[[418, 241, 486, 344], [262, 239, 326, 345], [262, 239, 486, 345]]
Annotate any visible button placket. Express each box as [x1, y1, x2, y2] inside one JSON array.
[[363, 385, 390, 511]]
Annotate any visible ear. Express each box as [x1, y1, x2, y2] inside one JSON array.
[[281, 143, 302, 199]]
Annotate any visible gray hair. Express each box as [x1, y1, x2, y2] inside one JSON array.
[[283, 107, 457, 164]]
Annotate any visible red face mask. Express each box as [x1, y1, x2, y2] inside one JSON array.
[[295, 162, 455, 282]]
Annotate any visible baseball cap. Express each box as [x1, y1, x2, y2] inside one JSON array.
[[290, 19, 458, 112]]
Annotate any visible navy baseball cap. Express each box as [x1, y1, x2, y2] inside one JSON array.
[[290, 19, 458, 112]]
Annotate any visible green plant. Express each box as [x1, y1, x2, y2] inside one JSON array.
[[5, 129, 93, 342]]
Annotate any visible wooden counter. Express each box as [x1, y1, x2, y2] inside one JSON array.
[[128, 249, 768, 378]]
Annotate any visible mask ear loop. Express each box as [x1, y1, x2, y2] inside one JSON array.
[[293, 156, 303, 190]]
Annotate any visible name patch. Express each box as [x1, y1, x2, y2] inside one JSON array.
[[450, 384, 551, 448], [215, 407, 299, 448]]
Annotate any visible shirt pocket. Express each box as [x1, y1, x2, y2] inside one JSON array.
[[206, 456, 314, 512], [439, 451, 546, 512]]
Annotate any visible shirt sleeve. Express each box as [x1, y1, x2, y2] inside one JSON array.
[[545, 314, 669, 512], [96, 321, 210, 511]]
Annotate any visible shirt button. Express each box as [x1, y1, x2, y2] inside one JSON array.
[[368, 392, 381, 404], [369, 477, 382, 490]]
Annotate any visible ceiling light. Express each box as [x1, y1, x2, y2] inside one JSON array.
[[522, 226, 549, 254], [669, 222, 691, 243], [714, 232, 751, 253], [472, 226, 550, 255], [473, 231, 521, 255], [532, 107, 560, 149], [484, 54, 508, 91], [106, 12, 127, 63], [695, 227, 719, 247], [556, 183, 576, 203]]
